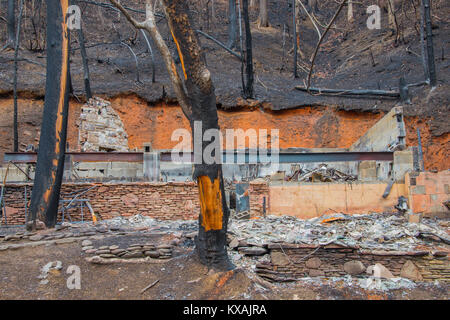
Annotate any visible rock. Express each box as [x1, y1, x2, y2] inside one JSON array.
[[239, 247, 268, 256], [109, 245, 119, 250], [122, 252, 144, 259], [95, 249, 111, 255], [270, 251, 290, 266], [305, 257, 322, 269], [54, 261, 63, 270], [98, 246, 109, 250], [343, 260, 366, 275], [144, 251, 160, 258], [55, 238, 76, 244], [4, 235, 20, 241], [85, 249, 97, 254], [366, 263, 394, 279], [100, 254, 116, 259], [308, 269, 325, 277], [82, 246, 94, 251], [156, 244, 172, 250], [29, 235, 44, 241], [111, 249, 126, 255], [229, 238, 240, 249], [158, 248, 173, 255], [81, 240, 92, 247], [400, 261, 423, 281]]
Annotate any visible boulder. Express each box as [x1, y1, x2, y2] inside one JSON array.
[[270, 251, 290, 266], [305, 257, 322, 269], [400, 261, 423, 281], [366, 263, 394, 279], [343, 260, 366, 275]]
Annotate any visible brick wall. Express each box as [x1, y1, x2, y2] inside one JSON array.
[[1, 182, 201, 225], [406, 170, 450, 217], [249, 180, 269, 217]]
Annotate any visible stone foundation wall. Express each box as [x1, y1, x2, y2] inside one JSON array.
[[256, 243, 449, 282], [78, 97, 129, 152], [1, 182, 200, 225]]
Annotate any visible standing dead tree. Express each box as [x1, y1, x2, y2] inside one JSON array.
[[3, 0, 16, 50], [241, 0, 254, 98], [13, 0, 25, 153], [28, 0, 71, 229], [227, 0, 238, 49], [422, 0, 436, 86], [109, 0, 233, 270]]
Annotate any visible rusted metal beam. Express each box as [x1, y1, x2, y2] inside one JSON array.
[[5, 151, 394, 164]]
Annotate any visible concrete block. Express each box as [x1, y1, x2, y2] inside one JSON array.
[[77, 162, 110, 170], [393, 149, 414, 182], [411, 185, 426, 195], [359, 161, 377, 181]]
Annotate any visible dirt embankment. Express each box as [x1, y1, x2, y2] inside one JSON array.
[[0, 95, 448, 171]]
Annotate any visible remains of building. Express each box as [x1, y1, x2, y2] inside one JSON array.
[[1, 98, 449, 284]]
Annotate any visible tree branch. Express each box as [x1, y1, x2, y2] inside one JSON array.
[[108, 0, 192, 119], [306, 0, 346, 93]]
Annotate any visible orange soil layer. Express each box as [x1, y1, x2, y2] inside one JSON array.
[[0, 95, 448, 171]]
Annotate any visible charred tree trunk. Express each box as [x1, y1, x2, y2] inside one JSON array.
[[77, 25, 92, 100], [242, 0, 254, 98], [423, 0, 436, 86], [227, 0, 238, 49], [5, 0, 16, 48], [13, 0, 25, 152], [292, 0, 298, 78], [163, 0, 233, 271], [258, 0, 269, 28], [28, 0, 70, 229]]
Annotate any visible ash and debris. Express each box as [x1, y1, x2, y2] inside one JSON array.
[[227, 213, 450, 252], [286, 164, 357, 182]]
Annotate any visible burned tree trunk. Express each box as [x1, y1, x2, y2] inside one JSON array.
[[242, 0, 254, 98], [28, 0, 70, 229], [108, 0, 233, 270], [77, 25, 92, 100], [163, 0, 233, 270], [5, 0, 16, 48], [227, 0, 238, 49]]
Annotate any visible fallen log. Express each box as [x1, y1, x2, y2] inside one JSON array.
[[295, 86, 400, 98]]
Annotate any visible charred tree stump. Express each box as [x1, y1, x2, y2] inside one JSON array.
[[28, 0, 71, 229]]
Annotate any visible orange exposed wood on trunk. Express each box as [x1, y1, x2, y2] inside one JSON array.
[[171, 30, 187, 80], [54, 0, 69, 156], [198, 176, 223, 232]]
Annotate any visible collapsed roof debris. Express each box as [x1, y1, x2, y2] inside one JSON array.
[[286, 164, 357, 183]]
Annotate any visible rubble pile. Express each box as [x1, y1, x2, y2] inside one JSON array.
[[286, 164, 357, 182], [228, 213, 450, 251]]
